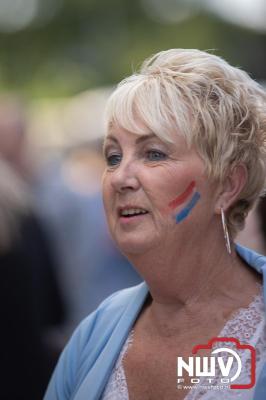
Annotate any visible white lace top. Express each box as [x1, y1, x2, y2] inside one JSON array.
[[102, 286, 266, 400]]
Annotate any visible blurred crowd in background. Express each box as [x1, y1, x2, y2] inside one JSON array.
[[0, 0, 265, 399]]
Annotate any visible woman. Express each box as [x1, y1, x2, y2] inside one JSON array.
[[44, 49, 266, 400]]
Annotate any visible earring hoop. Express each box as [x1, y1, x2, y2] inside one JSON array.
[[221, 207, 231, 254]]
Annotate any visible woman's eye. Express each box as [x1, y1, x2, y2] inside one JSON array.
[[146, 150, 167, 161], [106, 154, 122, 166]]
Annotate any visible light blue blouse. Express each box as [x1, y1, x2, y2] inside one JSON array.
[[44, 244, 266, 400]]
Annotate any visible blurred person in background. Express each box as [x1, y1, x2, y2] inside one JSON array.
[[236, 205, 265, 254], [35, 142, 142, 336], [0, 93, 141, 347], [45, 49, 266, 400], [0, 97, 65, 399], [257, 198, 266, 251], [0, 96, 35, 181]]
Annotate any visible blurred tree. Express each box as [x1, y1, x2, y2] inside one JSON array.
[[0, 0, 264, 97]]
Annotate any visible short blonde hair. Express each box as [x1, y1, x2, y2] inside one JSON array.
[[104, 49, 266, 236]]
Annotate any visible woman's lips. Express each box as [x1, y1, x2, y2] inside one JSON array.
[[118, 205, 149, 216], [119, 212, 149, 224], [119, 213, 148, 225]]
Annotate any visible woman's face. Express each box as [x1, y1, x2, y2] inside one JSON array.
[[102, 123, 219, 255]]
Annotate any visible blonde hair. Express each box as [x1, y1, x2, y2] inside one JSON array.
[[104, 49, 266, 236]]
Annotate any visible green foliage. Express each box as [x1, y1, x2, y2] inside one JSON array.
[[0, 0, 264, 97]]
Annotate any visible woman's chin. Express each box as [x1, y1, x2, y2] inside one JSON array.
[[114, 235, 156, 256]]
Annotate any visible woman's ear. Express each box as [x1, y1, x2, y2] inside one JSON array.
[[215, 164, 248, 213]]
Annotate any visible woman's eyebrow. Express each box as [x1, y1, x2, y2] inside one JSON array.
[[135, 133, 157, 144], [105, 132, 157, 145], [104, 135, 118, 144], [102, 136, 118, 154]]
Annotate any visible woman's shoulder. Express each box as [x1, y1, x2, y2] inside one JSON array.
[[44, 282, 147, 400], [236, 244, 266, 273]]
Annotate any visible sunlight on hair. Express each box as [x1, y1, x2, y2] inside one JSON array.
[[104, 49, 266, 236]]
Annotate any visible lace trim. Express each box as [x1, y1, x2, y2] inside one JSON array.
[[186, 285, 265, 400], [101, 330, 134, 400], [102, 285, 265, 400]]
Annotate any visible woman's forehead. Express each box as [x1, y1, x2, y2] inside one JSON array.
[[104, 124, 191, 154], [106, 117, 152, 136], [105, 117, 178, 145]]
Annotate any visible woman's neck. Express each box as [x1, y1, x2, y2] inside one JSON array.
[[127, 239, 261, 338]]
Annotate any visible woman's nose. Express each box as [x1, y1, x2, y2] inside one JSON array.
[[111, 159, 140, 193]]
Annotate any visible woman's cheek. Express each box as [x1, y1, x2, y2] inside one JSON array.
[[161, 180, 201, 223]]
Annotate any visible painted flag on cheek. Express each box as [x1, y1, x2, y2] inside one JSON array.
[[168, 181, 201, 224]]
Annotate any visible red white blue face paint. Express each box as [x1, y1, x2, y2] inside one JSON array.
[[168, 181, 201, 224]]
